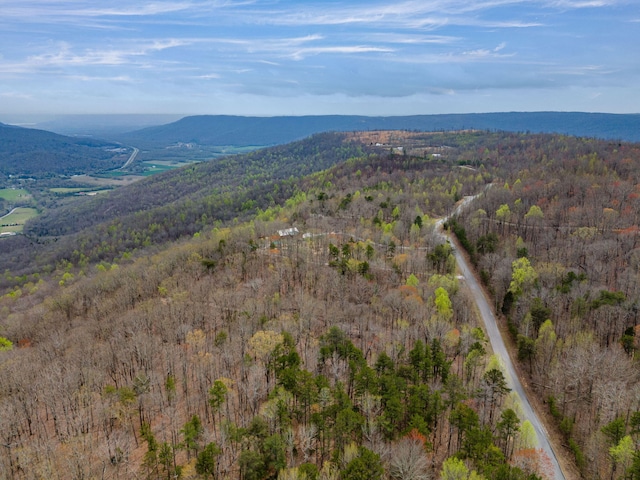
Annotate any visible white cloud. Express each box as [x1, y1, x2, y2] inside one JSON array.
[[365, 33, 460, 44], [289, 46, 394, 61], [24, 39, 188, 69], [195, 73, 221, 79]]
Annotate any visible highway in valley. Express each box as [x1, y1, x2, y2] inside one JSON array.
[[443, 197, 566, 480], [120, 146, 139, 169]]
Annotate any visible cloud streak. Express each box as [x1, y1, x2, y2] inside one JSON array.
[[0, 0, 637, 115]]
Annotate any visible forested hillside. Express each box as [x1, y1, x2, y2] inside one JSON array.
[[451, 136, 640, 479], [1, 131, 555, 480], [0, 133, 371, 283], [0, 123, 128, 180], [1, 131, 640, 479]]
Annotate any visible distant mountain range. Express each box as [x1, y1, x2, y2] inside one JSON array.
[[1, 112, 638, 179], [118, 112, 640, 147]]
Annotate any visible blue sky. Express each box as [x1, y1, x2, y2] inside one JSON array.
[[1, 0, 638, 117]]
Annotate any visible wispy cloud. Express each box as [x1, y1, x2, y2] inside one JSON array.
[[0, 38, 190, 77], [68, 74, 134, 82], [0, 0, 636, 114], [194, 73, 221, 79], [364, 33, 460, 45], [0, 91, 33, 100], [289, 46, 394, 61], [547, 0, 617, 7]]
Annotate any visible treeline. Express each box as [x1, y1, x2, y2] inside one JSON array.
[[451, 136, 640, 479]]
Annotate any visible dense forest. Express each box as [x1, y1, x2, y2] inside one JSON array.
[[0, 133, 372, 284], [0, 130, 639, 479], [450, 135, 640, 479], [0, 123, 128, 180]]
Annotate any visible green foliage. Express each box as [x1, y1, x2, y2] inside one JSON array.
[[590, 290, 625, 309], [516, 335, 535, 364], [441, 456, 473, 480], [181, 414, 203, 457], [508, 258, 537, 298], [195, 442, 221, 478], [448, 219, 476, 264], [406, 273, 420, 287], [517, 421, 538, 450], [476, 233, 499, 254], [524, 205, 544, 220], [602, 417, 626, 446], [319, 327, 364, 365], [434, 287, 453, 321], [568, 438, 586, 470], [141, 422, 159, 476], [547, 395, 561, 420], [496, 204, 511, 222], [340, 446, 383, 480], [209, 380, 228, 415], [528, 298, 550, 332], [556, 271, 586, 294], [239, 449, 266, 480], [0, 336, 13, 351]]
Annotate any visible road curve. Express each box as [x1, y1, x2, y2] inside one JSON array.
[[443, 198, 566, 480], [0, 207, 18, 221], [120, 146, 139, 170]]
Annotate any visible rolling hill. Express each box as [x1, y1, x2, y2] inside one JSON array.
[[0, 122, 130, 178], [1, 128, 640, 479]]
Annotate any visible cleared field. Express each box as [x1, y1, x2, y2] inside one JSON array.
[[50, 187, 90, 194], [69, 174, 144, 187], [0, 188, 31, 202], [141, 162, 175, 175], [0, 207, 38, 233], [50, 187, 110, 195], [144, 160, 184, 167]]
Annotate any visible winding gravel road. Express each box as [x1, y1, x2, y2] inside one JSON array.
[[443, 197, 566, 480]]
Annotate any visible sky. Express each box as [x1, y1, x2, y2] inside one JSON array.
[[1, 0, 639, 117]]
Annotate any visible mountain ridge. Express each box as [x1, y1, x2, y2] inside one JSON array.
[[118, 112, 640, 146]]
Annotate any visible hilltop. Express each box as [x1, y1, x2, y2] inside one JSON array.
[[0, 123, 130, 179]]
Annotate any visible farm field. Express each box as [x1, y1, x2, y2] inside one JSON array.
[[0, 207, 38, 234], [49, 187, 110, 195], [141, 161, 177, 175], [0, 188, 31, 202]]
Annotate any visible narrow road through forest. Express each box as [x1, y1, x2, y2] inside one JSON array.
[[443, 197, 566, 480]]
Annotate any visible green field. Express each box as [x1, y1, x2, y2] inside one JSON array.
[[141, 162, 179, 175], [50, 187, 90, 194], [0, 207, 39, 234], [49, 187, 110, 195], [0, 188, 31, 202]]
